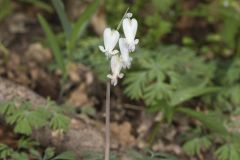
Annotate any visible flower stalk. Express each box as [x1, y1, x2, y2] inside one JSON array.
[[104, 80, 111, 160], [99, 8, 138, 160]]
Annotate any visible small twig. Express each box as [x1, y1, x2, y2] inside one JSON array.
[[104, 80, 111, 160], [123, 103, 144, 111]]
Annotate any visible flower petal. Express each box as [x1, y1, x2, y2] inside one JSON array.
[[112, 78, 118, 86], [109, 55, 123, 86], [123, 18, 134, 43], [119, 38, 132, 69], [119, 38, 128, 56], [103, 28, 111, 51], [99, 45, 105, 53], [130, 18, 138, 38], [112, 49, 119, 55], [134, 39, 139, 45], [118, 73, 124, 78], [107, 74, 112, 79], [108, 30, 120, 52], [110, 55, 119, 73]]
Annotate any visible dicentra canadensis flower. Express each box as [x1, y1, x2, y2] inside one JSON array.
[[119, 38, 132, 69], [99, 28, 120, 58], [122, 16, 138, 52], [107, 55, 124, 86], [99, 10, 138, 86]]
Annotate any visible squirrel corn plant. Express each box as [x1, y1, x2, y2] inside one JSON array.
[[0, 101, 70, 135], [0, 101, 74, 159], [98, 9, 139, 160], [0, 143, 75, 160]]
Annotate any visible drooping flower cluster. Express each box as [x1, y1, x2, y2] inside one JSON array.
[[99, 12, 138, 86]]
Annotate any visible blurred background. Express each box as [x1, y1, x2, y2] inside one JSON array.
[[0, 0, 240, 160]]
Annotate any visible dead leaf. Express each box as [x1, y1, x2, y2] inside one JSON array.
[[111, 122, 136, 147], [91, 8, 106, 35], [67, 83, 91, 108], [25, 43, 52, 65]]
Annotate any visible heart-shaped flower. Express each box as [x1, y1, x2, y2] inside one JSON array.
[[119, 38, 132, 69], [107, 55, 124, 86], [99, 28, 120, 58], [123, 17, 139, 52]]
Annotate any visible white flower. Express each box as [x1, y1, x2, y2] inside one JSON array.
[[122, 17, 139, 52], [119, 38, 132, 69], [99, 28, 120, 57], [107, 55, 124, 86]]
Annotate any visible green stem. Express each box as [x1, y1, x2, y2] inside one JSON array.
[[116, 7, 129, 31]]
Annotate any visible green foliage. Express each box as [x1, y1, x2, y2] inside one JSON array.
[[122, 45, 237, 158], [11, 152, 29, 160], [128, 150, 179, 160], [170, 87, 221, 106], [0, 142, 76, 160], [123, 71, 147, 99], [152, 0, 176, 13], [2, 0, 239, 159], [124, 46, 217, 110], [82, 150, 178, 160], [177, 108, 228, 135], [215, 143, 240, 160], [19, 0, 53, 13], [18, 138, 39, 149], [105, 0, 177, 47], [76, 1, 240, 159], [38, 0, 100, 82], [50, 113, 69, 131], [0, 0, 12, 22], [68, 0, 100, 53], [52, 151, 76, 160], [183, 136, 212, 156], [73, 37, 108, 82], [82, 151, 118, 160], [0, 101, 70, 135], [105, 0, 128, 28], [51, 0, 71, 40], [185, 0, 240, 53], [38, 14, 67, 80], [0, 144, 13, 159], [225, 59, 240, 84], [31, 147, 75, 160], [122, 46, 231, 135]]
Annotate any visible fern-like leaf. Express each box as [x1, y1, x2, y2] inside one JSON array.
[[183, 137, 212, 156], [50, 113, 70, 131], [216, 144, 240, 160], [124, 72, 148, 99]]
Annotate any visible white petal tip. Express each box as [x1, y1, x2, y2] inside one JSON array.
[[111, 50, 119, 55], [99, 46, 105, 52], [126, 13, 133, 18], [107, 74, 112, 79], [135, 39, 139, 45], [119, 73, 124, 79], [111, 79, 118, 86]]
